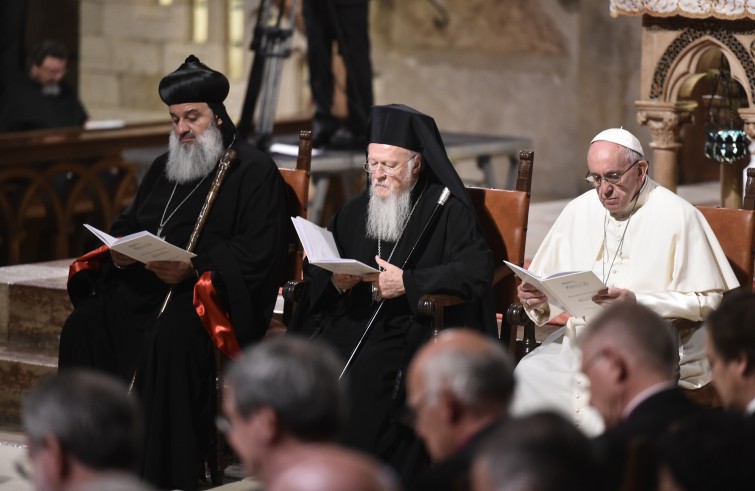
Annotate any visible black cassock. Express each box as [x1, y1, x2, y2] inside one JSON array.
[[0, 74, 87, 132], [289, 175, 496, 479], [59, 142, 288, 491]]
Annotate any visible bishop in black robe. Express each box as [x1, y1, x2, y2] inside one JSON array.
[[59, 56, 288, 491], [289, 104, 496, 479]]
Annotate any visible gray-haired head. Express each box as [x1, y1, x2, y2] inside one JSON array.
[[22, 370, 141, 472], [473, 412, 599, 491], [579, 303, 676, 379], [415, 329, 515, 412], [225, 336, 346, 441]]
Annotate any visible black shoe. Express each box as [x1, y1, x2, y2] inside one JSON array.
[[312, 119, 338, 148], [325, 128, 366, 151]]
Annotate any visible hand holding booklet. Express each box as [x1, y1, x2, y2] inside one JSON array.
[[291, 217, 379, 276], [504, 260, 606, 318], [84, 224, 196, 263]]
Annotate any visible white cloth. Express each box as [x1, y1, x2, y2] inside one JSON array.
[[511, 178, 739, 435], [746, 397, 755, 416]]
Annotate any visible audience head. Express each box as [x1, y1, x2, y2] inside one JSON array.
[[28, 40, 68, 90], [587, 128, 648, 214], [656, 411, 755, 491], [222, 336, 346, 477], [22, 370, 141, 491], [579, 303, 676, 426], [472, 411, 599, 491], [706, 289, 755, 413], [406, 329, 515, 462], [268, 446, 400, 491]]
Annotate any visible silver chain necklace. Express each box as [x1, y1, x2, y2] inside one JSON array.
[[372, 182, 427, 302], [601, 192, 639, 285], [157, 175, 208, 239]]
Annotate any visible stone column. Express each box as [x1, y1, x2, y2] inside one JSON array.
[[737, 108, 755, 208], [636, 101, 695, 193]]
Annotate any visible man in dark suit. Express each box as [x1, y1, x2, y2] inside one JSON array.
[[578, 304, 705, 491], [706, 289, 755, 423]]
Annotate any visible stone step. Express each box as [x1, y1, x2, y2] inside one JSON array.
[[0, 347, 57, 431], [0, 260, 71, 358], [0, 260, 69, 432]]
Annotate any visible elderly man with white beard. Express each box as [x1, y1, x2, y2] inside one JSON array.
[[58, 55, 289, 491], [289, 104, 496, 482]]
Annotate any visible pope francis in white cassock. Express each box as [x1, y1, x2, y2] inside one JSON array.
[[511, 128, 739, 435]]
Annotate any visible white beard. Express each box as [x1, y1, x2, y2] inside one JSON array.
[[165, 123, 224, 183], [366, 185, 413, 242]]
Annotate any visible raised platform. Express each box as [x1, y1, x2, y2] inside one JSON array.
[[0, 260, 69, 431]]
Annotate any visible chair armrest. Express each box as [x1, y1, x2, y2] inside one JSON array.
[[283, 280, 308, 303], [506, 303, 538, 361], [418, 293, 465, 317], [492, 265, 514, 287]]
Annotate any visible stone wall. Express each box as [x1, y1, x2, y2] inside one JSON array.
[[78, 0, 644, 200]]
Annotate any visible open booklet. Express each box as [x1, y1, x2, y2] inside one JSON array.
[[84, 224, 196, 263], [291, 217, 379, 276], [503, 260, 606, 318]]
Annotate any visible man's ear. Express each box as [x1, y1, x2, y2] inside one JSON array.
[[734, 353, 751, 377], [604, 348, 627, 383], [216, 116, 223, 127], [43, 435, 71, 482], [250, 406, 280, 443], [638, 159, 649, 178], [412, 155, 423, 176]]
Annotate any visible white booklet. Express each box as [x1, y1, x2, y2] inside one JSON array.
[[291, 217, 379, 276], [84, 224, 196, 263], [504, 260, 606, 318]]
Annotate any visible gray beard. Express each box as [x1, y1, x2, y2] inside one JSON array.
[[165, 124, 224, 183], [41, 84, 61, 96], [365, 186, 413, 242]]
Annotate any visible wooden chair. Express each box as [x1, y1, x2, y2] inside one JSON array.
[[417, 150, 534, 352], [206, 130, 312, 484], [671, 168, 755, 406]]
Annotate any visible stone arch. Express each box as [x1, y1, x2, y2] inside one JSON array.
[[650, 29, 755, 107]]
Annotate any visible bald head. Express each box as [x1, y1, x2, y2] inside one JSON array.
[[412, 329, 515, 410], [268, 446, 400, 491], [407, 329, 514, 461]]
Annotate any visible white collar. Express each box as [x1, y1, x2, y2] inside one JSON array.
[[622, 380, 676, 419], [746, 397, 755, 416]]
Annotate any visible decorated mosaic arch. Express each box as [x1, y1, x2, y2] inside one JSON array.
[[649, 27, 755, 104]]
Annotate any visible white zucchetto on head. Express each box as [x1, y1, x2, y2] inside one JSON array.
[[590, 128, 644, 157]]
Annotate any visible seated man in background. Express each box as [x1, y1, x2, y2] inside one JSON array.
[[580, 304, 706, 491], [58, 55, 289, 491], [514, 127, 737, 434], [221, 337, 346, 486], [705, 289, 755, 422], [471, 412, 599, 491], [21, 370, 152, 491], [290, 104, 496, 479], [407, 329, 515, 491], [0, 39, 87, 132]]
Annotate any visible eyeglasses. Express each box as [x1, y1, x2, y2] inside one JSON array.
[[584, 159, 641, 187], [362, 155, 416, 176]]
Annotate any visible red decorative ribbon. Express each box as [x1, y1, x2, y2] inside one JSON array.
[[194, 271, 241, 358], [68, 245, 110, 281]]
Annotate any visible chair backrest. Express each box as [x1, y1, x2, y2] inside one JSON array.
[[278, 131, 312, 322], [466, 150, 533, 344], [696, 168, 755, 290]]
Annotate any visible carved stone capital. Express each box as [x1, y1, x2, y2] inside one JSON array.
[[635, 100, 695, 150]]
